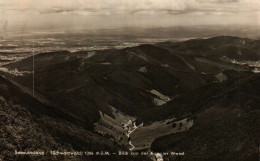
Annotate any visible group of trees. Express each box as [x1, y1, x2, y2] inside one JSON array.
[[172, 122, 183, 130]]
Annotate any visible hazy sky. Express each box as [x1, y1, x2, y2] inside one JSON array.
[[0, 0, 260, 31]]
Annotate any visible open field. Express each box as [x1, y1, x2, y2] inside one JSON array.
[[130, 118, 193, 151]]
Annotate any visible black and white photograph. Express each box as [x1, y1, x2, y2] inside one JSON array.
[[0, 0, 259, 161]]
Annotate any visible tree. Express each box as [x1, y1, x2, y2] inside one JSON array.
[[179, 122, 183, 130]]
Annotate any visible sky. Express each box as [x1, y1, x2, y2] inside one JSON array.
[[0, 0, 260, 31]]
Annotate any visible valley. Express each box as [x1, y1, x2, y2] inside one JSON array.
[[0, 36, 259, 161]]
